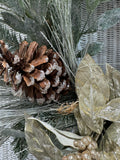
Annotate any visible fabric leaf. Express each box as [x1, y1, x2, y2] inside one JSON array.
[[0, 0, 25, 15], [97, 98, 120, 122], [25, 117, 82, 149], [25, 116, 63, 160], [74, 107, 92, 136], [75, 54, 110, 133], [106, 63, 120, 100], [86, 0, 112, 11], [100, 123, 120, 159], [100, 151, 120, 160], [24, 0, 49, 23], [77, 42, 103, 58], [1, 0, 49, 45], [106, 122, 120, 147], [1, 12, 25, 33], [71, 0, 82, 46], [96, 8, 120, 31]]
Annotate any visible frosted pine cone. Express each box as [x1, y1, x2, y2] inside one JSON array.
[[0, 40, 70, 104]]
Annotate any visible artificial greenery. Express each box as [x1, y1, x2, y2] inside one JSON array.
[[11, 120, 28, 160], [1, 0, 120, 159], [10, 110, 77, 160], [24, 54, 120, 160]]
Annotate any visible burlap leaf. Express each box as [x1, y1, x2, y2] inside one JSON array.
[[75, 54, 110, 134]]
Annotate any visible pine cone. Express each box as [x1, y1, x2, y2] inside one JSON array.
[[0, 40, 70, 104]]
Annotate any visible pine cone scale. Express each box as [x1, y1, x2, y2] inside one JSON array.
[[51, 75, 60, 87], [18, 41, 28, 58], [23, 75, 35, 87], [30, 69, 45, 81], [4, 69, 9, 82], [39, 79, 50, 90], [30, 55, 49, 67], [35, 88, 45, 104], [13, 72, 22, 85], [23, 63, 35, 73], [25, 41, 38, 62], [36, 45, 47, 58], [25, 86, 34, 102]]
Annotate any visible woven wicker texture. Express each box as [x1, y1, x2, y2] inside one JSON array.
[[0, 138, 18, 160], [0, 0, 120, 160], [80, 0, 120, 71], [0, 138, 37, 160]]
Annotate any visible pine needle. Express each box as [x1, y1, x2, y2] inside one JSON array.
[[46, 0, 78, 83]]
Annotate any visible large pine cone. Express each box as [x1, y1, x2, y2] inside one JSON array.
[[0, 40, 70, 104]]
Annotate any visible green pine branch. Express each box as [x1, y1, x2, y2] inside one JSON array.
[[0, 23, 26, 51]]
